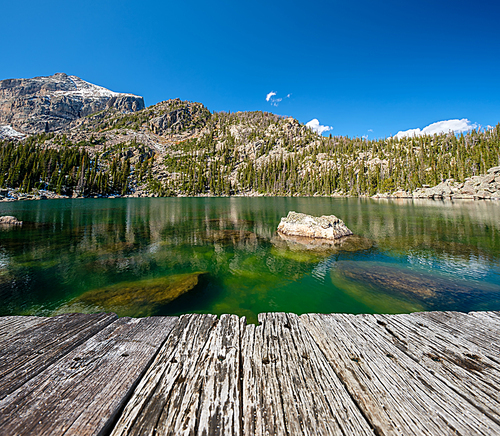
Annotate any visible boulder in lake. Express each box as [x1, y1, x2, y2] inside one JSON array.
[[277, 211, 353, 240], [55, 272, 207, 317], [0, 216, 22, 226]]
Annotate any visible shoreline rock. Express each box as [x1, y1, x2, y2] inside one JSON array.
[[0, 216, 22, 226], [277, 211, 353, 240], [372, 166, 500, 200]]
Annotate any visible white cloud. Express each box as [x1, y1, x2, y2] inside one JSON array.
[[306, 119, 333, 135], [266, 91, 276, 102], [394, 119, 477, 139], [266, 91, 291, 106], [368, 129, 373, 132]]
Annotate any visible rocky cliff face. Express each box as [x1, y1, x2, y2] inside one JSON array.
[[0, 73, 144, 134], [149, 100, 210, 135]]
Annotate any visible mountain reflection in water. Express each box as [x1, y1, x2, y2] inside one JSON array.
[[0, 197, 498, 324]]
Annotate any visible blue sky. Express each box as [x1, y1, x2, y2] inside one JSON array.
[[2, 0, 499, 138]]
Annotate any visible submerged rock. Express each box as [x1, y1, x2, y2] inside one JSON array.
[[332, 261, 500, 312], [272, 233, 373, 253], [277, 211, 353, 240], [56, 272, 207, 317], [0, 216, 22, 226]]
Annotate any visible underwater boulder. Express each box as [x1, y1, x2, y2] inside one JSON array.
[[56, 272, 207, 317], [273, 232, 373, 253]]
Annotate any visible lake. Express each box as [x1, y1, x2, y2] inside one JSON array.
[[0, 197, 499, 324]]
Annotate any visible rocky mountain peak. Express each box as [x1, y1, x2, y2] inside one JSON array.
[[0, 73, 145, 135]]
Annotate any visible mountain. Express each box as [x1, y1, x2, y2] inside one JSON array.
[[0, 73, 144, 135], [0, 73, 499, 200]]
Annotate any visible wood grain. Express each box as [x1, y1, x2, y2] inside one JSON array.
[[111, 313, 242, 436], [369, 312, 500, 426], [0, 316, 178, 436], [0, 316, 48, 343], [0, 312, 117, 399], [1, 311, 499, 436], [301, 312, 500, 435], [241, 312, 375, 436]]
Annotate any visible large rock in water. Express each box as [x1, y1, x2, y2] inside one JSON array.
[[0, 73, 145, 134], [0, 215, 22, 226], [277, 211, 353, 240], [55, 272, 207, 317]]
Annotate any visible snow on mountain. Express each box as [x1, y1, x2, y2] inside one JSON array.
[[0, 125, 25, 139], [0, 73, 145, 134], [52, 75, 141, 99]]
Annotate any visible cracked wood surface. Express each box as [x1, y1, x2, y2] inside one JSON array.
[[110, 313, 241, 436], [0, 312, 117, 399], [0, 311, 499, 436], [0, 316, 48, 343], [0, 316, 178, 436], [300, 313, 500, 435], [241, 312, 374, 436]]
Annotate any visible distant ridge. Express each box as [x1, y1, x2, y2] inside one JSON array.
[[0, 73, 144, 134]]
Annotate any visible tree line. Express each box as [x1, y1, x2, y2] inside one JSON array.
[[1, 113, 499, 198]]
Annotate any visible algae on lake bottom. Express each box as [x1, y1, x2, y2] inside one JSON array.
[[55, 272, 208, 317]]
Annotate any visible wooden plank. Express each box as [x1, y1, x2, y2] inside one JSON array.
[[111, 313, 243, 436], [0, 316, 48, 343], [0, 312, 117, 399], [411, 311, 500, 356], [468, 311, 500, 329], [241, 312, 375, 436], [367, 313, 500, 426], [0, 316, 178, 436], [301, 313, 500, 436]]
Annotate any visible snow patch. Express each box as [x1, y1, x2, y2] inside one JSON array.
[[52, 76, 140, 99], [0, 125, 25, 139]]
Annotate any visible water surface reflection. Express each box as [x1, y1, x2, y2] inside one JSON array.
[[0, 197, 498, 323]]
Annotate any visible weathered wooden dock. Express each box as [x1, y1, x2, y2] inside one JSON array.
[[1, 311, 499, 435]]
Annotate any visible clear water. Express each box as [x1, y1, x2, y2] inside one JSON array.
[[0, 197, 499, 324]]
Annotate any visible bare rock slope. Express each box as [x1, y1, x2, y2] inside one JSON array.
[[0, 73, 144, 134]]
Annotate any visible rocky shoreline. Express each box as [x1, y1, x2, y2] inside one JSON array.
[[2, 166, 500, 202], [373, 166, 500, 200]]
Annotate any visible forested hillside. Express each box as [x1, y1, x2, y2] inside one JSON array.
[[1, 99, 499, 198]]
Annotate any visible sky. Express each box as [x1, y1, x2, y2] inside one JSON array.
[[1, 0, 499, 139]]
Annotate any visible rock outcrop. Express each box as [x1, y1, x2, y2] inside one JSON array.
[[412, 166, 500, 200], [149, 100, 210, 135], [0, 216, 22, 225], [0, 73, 145, 134], [277, 211, 353, 240]]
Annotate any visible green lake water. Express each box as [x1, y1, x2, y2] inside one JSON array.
[[0, 197, 499, 324]]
